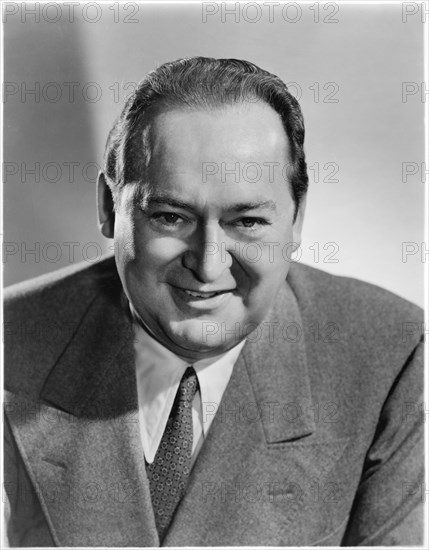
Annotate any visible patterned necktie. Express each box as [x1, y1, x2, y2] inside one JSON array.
[[146, 366, 198, 540]]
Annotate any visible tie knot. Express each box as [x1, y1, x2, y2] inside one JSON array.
[[178, 366, 198, 403]]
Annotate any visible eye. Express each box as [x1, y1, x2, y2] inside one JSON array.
[[234, 217, 270, 231], [151, 212, 186, 227]]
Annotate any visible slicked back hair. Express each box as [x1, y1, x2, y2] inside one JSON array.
[[103, 57, 308, 219]]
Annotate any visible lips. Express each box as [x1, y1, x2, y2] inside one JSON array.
[[170, 284, 236, 310], [183, 289, 228, 299]]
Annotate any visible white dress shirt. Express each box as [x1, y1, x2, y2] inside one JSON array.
[[132, 317, 246, 465]]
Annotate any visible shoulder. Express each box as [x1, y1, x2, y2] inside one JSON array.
[[286, 262, 423, 383], [4, 255, 120, 397], [286, 263, 424, 439], [4, 254, 118, 309], [287, 261, 422, 326]]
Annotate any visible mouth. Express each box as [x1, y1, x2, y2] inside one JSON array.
[[182, 289, 231, 299], [170, 285, 237, 310]]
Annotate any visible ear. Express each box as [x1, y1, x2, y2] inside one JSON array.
[[292, 194, 306, 248], [97, 172, 115, 238]]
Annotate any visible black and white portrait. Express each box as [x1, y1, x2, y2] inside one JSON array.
[[2, 1, 426, 547]]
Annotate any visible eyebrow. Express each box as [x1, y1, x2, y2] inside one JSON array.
[[145, 196, 277, 213]]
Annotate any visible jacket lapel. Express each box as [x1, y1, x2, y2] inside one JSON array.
[[6, 272, 347, 546], [164, 282, 347, 546], [6, 285, 159, 547]]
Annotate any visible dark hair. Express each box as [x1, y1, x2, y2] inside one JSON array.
[[104, 56, 308, 217]]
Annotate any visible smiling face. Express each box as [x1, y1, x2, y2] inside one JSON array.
[[100, 101, 305, 360]]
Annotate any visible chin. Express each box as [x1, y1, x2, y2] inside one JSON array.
[[167, 319, 238, 357]]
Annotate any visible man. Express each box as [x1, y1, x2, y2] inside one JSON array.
[[3, 57, 424, 546]]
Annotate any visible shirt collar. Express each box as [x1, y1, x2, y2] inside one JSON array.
[[131, 310, 245, 462]]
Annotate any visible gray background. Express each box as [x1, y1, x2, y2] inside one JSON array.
[[3, 1, 425, 306]]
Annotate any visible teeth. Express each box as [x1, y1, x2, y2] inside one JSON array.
[[185, 290, 217, 298]]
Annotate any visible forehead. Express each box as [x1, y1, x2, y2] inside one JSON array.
[[135, 102, 293, 210], [144, 101, 290, 169]]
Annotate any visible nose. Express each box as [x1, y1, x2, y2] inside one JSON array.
[[182, 222, 232, 284]]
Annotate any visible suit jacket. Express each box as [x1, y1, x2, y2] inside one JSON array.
[[3, 256, 424, 547]]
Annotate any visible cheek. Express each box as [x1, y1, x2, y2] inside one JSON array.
[[239, 241, 293, 281], [132, 235, 186, 281], [123, 232, 187, 288], [136, 236, 181, 263], [114, 215, 136, 269], [114, 210, 178, 266]]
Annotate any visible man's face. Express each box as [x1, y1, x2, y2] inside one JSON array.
[[109, 102, 304, 360]]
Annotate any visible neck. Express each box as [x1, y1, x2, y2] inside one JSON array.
[[129, 305, 243, 363]]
